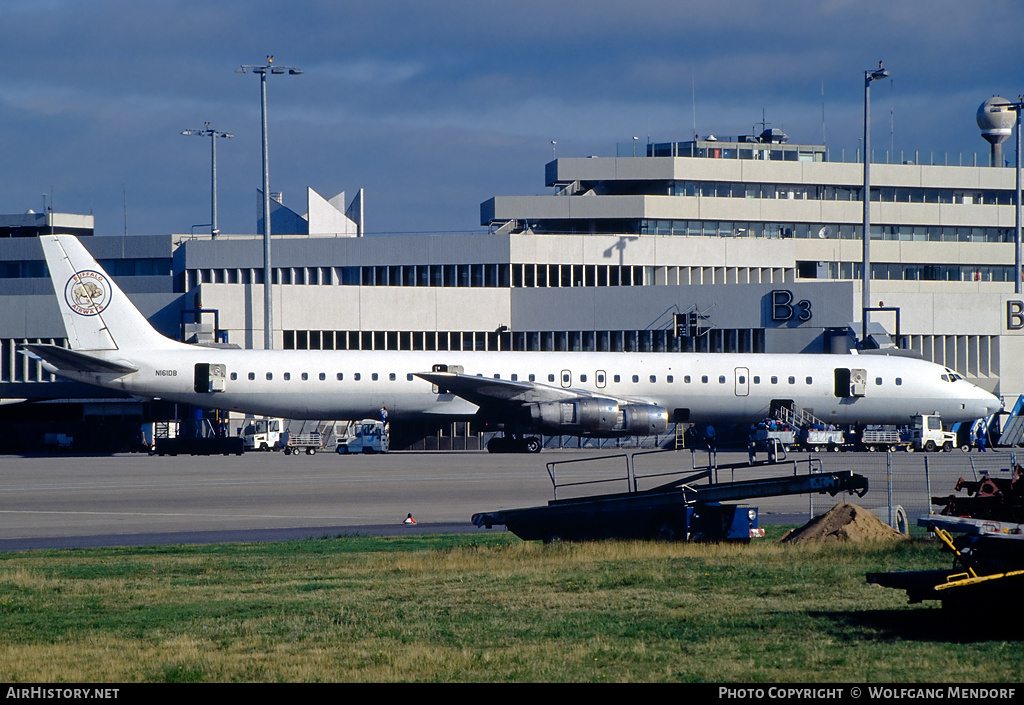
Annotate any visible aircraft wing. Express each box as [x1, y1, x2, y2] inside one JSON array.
[[411, 368, 626, 407], [415, 370, 610, 407], [415, 370, 669, 440], [20, 344, 138, 375]]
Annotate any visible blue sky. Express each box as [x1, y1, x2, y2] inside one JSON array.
[[1, 0, 1022, 237]]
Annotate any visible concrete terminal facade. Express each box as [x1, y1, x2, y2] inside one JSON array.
[[1, 128, 1021, 450]]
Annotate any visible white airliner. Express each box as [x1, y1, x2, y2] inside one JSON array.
[[22, 234, 1001, 452]]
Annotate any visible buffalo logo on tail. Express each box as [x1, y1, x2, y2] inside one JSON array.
[[64, 271, 111, 316]]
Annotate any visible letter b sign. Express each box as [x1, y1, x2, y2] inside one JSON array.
[[1008, 300, 1024, 330], [771, 290, 811, 322]]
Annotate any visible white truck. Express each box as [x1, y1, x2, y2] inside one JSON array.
[[336, 419, 389, 454], [910, 414, 960, 452], [240, 418, 282, 452]]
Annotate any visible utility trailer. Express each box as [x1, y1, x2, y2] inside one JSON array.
[[801, 428, 847, 452], [472, 457, 868, 543], [860, 427, 906, 452], [282, 432, 323, 456], [747, 427, 795, 462]]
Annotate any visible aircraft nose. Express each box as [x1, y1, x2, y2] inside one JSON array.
[[985, 394, 1003, 417]]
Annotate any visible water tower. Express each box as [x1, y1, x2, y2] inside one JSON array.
[[978, 96, 1015, 166]]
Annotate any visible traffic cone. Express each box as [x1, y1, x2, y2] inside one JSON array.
[[403, 513, 417, 525]]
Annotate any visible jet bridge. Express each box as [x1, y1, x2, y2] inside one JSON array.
[[472, 453, 868, 543]]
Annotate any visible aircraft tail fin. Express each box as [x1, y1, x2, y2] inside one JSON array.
[[41, 234, 172, 352]]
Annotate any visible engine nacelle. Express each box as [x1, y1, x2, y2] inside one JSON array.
[[616, 403, 670, 436], [529, 397, 620, 435], [528, 398, 669, 437]]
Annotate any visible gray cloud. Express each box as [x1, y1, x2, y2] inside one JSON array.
[[0, 0, 1021, 236]]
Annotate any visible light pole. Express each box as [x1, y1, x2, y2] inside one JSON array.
[[181, 123, 234, 238], [237, 56, 302, 350], [862, 61, 889, 339]]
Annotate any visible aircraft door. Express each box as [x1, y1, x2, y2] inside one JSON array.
[[596, 370, 606, 389], [734, 367, 749, 397], [194, 363, 227, 393], [560, 370, 571, 388]]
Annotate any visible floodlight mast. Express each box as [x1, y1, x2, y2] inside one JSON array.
[[862, 62, 889, 343], [181, 123, 234, 238], [236, 57, 302, 350]]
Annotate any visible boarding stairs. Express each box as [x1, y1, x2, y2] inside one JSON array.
[[771, 403, 827, 431], [997, 395, 1024, 447]]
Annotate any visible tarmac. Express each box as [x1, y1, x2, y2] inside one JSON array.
[[0, 446, 1016, 551]]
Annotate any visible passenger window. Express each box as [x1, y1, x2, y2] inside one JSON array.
[[511, 374, 518, 381], [875, 377, 882, 385], [548, 374, 555, 382], [614, 375, 621, 383], [529, 374, 536, 382], [632, 375, 639, 383], [284, 372, 291, 381], [301, 372, 308, 381], [580, 374, 587, 383], [771, 376, 778, 384], [354, 373, 361, 381], [684, 375, 691, 383], [230, 372, 237, 381], [667, 375, 673, 383], [407, 374, 413, 381], [319, 373, 326, 381], [895, 377, 902, 386], [805, 377, 812, 384], [719, 376, 726, 384], [701, 376, 709, 383], [248, 372, 255, 381], [390, 373, 396, 381], [337, 373, 344, 381], [753, 376, 760, 384], [266, 372, 273, 380], [372, 373, 379, 381], [788, 376, 795, 384], [650, 375, 656, 383]]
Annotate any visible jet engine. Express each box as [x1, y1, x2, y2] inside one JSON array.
[[616, 403, 670, 436], [528, 398, 669, 437]]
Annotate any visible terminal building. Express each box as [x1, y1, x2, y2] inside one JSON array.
[[2, 103, 1022, 451]]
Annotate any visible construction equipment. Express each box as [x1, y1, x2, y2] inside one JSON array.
[[866, 464, 1024, 608]]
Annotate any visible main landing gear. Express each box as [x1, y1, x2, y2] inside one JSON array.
[[486, 434, 542, 454]]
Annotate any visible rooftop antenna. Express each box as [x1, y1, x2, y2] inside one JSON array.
[[820, 80, 828, 148], [889, 76, 895, 158], [691, 69, 697, 139], [123, 185, 128, 250]]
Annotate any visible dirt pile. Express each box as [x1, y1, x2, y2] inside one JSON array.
[[781, 502, 907, 543]]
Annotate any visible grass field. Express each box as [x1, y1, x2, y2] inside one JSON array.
[[1, 531, 1021, 683]]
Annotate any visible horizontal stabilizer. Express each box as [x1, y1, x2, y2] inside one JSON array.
[[20, 344, 138, 375]]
